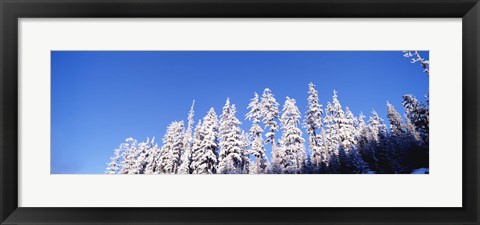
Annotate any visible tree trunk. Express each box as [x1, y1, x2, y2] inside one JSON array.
[[271, 136, 276, 162], [321, 127, 329, 167]]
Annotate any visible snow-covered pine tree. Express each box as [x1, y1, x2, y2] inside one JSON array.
[[323, 102, 338, 173], [403, 113, 429, 171], [260, 88, 280, 165], [105, 143, 125, 174], [355, 112, 377, 172], [240, 131, 251, 174], [402, 94, 429, 144], [143, 138, 161, 174], [369, 110, 398, 173], [190, 108, 219, 174], [403, 51, 429, 158], [342, 107, 368, 174], [120, 137, 141, 174], [245, 92, 268, 174], [157, 121, 185, 174], [218, 99, 246, 174], [365, 110, 387, 173], [355, 112, 368, 145], [386, 102, 411, 172], [404, 114, 421, 142], [323, 90, 347, 173], [134, 137, 155, 174], [303, 82, 326, 173], [278, 97, 306, 174], [302, 155, 314, 174], [403, 51, 429, 76], [189, 120, 204, 173], [340, 107, 357, 151], [178, 100, 195, 174], [368, 110, 387, 143], [387, 102, 406, 136]]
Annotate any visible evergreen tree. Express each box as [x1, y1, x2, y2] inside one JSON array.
[[105, 143, 125, 174], [143, 138, 161, 174], [404, 114, 421, 142], [369, 110, 398, 173], [190, 108, 219, 174], [303, 82, 326, 172], [356, 112, 377, 172], [403, 113, 429, 170], [157, 121, 185, 174], [361, 110, 386, 172], [386, 102, 409, 172], [218, 99, 246, 174], [189, 120, 203, 173], [240, 131, 251, 174], [260, 88, 280, 165], [403, 51, 429, 76], [402, 94, 429, 143], [323, 90, 348, 173], [342, 107, 368, 173], [278, 97, 306, 174], [246, 92, 268, 174], [340, 107, 357, 151], [368, 110, 387, 143], [120, 137, 141, 174], [134, 137, 155, 174], [387, 102, 406, 136], [179, 101, 195, 174]]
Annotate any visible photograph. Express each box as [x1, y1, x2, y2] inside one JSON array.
[[51, 51, 429, 175]]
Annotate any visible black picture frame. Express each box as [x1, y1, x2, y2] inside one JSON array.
[[1, 0, 479, 224]]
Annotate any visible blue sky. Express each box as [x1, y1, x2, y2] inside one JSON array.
[[51, 51, 429, 174]]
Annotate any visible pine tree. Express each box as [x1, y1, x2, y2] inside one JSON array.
[[105, 144, 125, 174], [355, 112, 368, 144], [178, 100, 195, 174], [365, 110, 387, 173], [144, 138, 161, 174], [403, 113, 429, 171], [157, 121, 185, 174], [386, 102, 410, 172], [240, 131, 251, 174], [278, 97, 306, 174], [404, 114, 421, 142], [189, 120, 204, 173], [134, 137, 155, 174], [403, 51, 429, 76], [190, 108, 219, 174], [218, 99, 246, 174], [402, 94, 429, 143], [342, 107, 368, 173], [387, 102, 406, 136], [369, 110, 397, 173], [341, 107, 357, 151], [346, 146, 369, 174], [120, 137, 141, 174], [356, 112, 377, 172], [303, 82, 326, 172], [260, 88, 280, 164], [368, 110, 387, 143], [245, 92, 268, 174], [323, 90, 347, 173]]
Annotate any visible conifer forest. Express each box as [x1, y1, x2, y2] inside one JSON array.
[[104, 51, 429, 174]]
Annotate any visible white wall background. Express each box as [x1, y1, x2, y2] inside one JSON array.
[[18, 18, 462, 207]]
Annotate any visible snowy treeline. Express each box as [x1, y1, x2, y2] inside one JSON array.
[[106, 84, 429, 174]]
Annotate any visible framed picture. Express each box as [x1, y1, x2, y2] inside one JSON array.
[[1, 0, 478, 224]]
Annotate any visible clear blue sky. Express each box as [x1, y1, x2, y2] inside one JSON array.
[[51, 51, 429, 174]]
